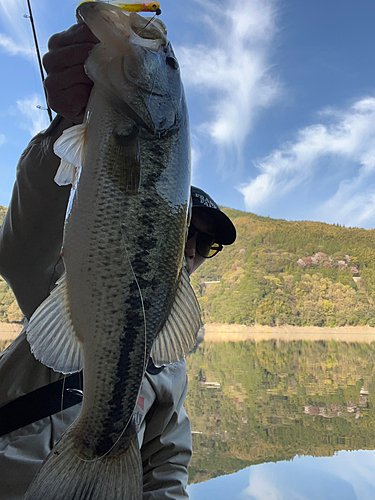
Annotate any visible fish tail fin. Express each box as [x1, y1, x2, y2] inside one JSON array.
[[24, 425, 142, 500]]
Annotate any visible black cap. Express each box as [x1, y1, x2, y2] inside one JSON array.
[[191, 186, 236, 245]]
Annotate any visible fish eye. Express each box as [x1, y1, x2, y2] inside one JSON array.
[[166, 56, 179, 71], [152, 3, 157, 8]]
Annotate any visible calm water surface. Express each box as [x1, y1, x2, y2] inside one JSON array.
[[185, 339, 375, 499], [187, 450, 375, 499]]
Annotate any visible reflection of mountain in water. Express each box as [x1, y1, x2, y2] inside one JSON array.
[[185, 340, 375, 484]]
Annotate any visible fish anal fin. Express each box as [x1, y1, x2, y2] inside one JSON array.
[[26, 274, 83, 374], [151, 265, 201, 367], [107, 131, 141, 194]]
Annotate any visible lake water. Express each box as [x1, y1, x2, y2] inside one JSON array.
[[185, 339, 375, 499], [187, 450, 375, 499]]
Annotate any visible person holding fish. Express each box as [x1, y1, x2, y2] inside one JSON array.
[[0, 4, 236, 500]]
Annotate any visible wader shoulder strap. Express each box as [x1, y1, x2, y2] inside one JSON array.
[[0, 372, 83, 437], [0, 358, 164, 437]]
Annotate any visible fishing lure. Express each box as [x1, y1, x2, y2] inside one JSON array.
[[114, 1, 161, 14], [78, 1, 162, 15]]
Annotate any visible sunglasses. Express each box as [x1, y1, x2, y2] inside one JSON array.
[[187, 224, 223, 258]]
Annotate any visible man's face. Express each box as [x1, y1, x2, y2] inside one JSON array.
[[185, 211, 216, 275]]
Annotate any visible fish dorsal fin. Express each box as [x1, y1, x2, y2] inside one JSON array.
[[151, 264, 201, 367], [54, 123, 87, 168], [107, 131, 141, 194], [26, 274, 83, 374]]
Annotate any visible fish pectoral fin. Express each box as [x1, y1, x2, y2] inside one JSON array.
[[54, 160, 78, 186], [26, 274, 83, 374], [109, 131, 141, 194], [151, 263, 202, 367], [53, 123, 87, 168]]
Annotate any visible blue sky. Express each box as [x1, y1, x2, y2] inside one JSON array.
[[1, 0, 375, 228]]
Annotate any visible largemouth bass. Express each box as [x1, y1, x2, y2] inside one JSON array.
[[24, 2, 200, 499]]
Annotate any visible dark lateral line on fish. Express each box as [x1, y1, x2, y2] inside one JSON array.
[[0, 372, 83, 437]]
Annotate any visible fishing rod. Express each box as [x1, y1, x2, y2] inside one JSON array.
[[25, 0, 53, 122], [24, 0, 162, 124]]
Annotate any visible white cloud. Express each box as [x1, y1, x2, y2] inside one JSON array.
[[16, 94, 50, 136], [190, 141, 201, 185], [176, 0, 280, 170], [315, 178, 375, 228], [0, 33, 33, 58], [0, 0, 28, 38], [239, 96, 375, 228], [323, 451, 375, 499], [241, 468, 283, 500]]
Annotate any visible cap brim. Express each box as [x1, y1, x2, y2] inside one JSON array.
[[193, 207, 236, 245]]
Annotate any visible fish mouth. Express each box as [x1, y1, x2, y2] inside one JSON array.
[[128, 12, 168, 49], [76, 2, 167, 52]]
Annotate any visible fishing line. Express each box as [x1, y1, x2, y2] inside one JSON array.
[[60, 375, 67, 425], [147, 49, 161, 112], [120, 220, 148, 375], [76, 53, 165, 462], [136, 13, 158, 35], [62, 3, 160, 464], [71, 396, 139, 464], [71, 216, 148, 464]]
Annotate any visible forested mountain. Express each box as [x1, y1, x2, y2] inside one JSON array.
[[1, 204, 375, 326], [0, 206, 5, 225], [0, 206, 23, 322], [191, 208, 375, 327]]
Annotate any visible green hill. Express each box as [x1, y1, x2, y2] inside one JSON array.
[[0, 205, 6, 225], [1, 204, 375, 326], [191, 208, 375, 327], [0, 206, 23, 323]]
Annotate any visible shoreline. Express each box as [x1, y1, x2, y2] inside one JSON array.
[[199, 323, 375, 344], [2, 322, 375, 344], [0, 322, 23, 341]]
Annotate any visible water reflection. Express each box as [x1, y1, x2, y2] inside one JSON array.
[[187, 450, 375, 499], [185, 340, 375, 493]]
